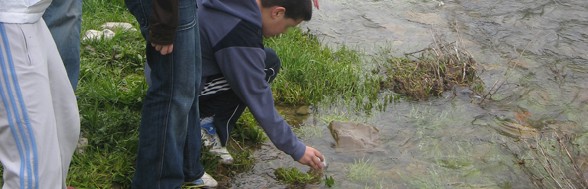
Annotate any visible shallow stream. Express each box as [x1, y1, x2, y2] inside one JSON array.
[[229, 0, 588, 188]]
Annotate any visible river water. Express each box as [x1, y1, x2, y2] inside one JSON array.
[[229, 0, 588, 188]]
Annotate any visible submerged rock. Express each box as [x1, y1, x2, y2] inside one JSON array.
[[295, 105, 312, 115], [328, 121, 380, 149]]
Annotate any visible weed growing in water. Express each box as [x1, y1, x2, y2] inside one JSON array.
[[347, 158, 378, 183], [380, 37, 484, 101], [504, 131, 588, 189], [293, 123, 324, 139], [325, 175, 335, 187], [274, 167, 321, 186]]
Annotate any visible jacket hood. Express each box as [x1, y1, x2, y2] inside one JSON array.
[[200, 0, 261, 27]]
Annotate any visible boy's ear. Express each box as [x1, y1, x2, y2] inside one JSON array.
[[270, 6, 286, 19]]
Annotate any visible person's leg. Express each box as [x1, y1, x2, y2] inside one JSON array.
[[42, 0, 82, 90], [200, 88, 244, 147], [42, 17, 82, 187], [200, 47, 282, 144], [0, 20, 78, 189], [126, 0, 204, 188], [182, 10, 204, 184], [263, 48, 282, 83]]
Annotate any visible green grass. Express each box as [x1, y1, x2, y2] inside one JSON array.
[[67, 1, 144, 187], [347, 158, 378, 183], [266, 29, 383, 110], [81, 0, 137, 32], [63, 0, 384, 187], [274, 167, 322, 186]]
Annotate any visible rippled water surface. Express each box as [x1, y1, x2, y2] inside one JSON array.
[[229, 0, 588, 188]]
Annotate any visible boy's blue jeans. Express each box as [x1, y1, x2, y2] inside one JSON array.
[[42, 0, 82, 90], [125, 0, 204, 188]]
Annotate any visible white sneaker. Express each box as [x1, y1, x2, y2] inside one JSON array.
[[200, 117, 234, 164], [184, 172, 218, 188], [201, 172, 218, 188]]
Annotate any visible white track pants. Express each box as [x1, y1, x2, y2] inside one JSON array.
[[0, 19, 80, 189]]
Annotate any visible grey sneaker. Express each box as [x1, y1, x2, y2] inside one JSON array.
[[200, 117, 234, 164], [184, 172, 218, 188], [200, 117, 219, 148]]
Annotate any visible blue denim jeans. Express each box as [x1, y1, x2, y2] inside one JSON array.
[[42, 0, 82, 90], [125, 0, 203, 188]]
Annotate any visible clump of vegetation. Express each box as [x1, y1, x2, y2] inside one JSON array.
[[274, 167, 322, 186], [266, 28, 382, 109], [325, 175, 335, 187], [486, 109, 588, 189], [505, 131, 588, 189], [381, 38, 484, 100], [347, 158, 378, 183], [232, 111, 267, 145]]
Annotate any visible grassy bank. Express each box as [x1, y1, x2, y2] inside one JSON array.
[[67, 0, 382, 187]]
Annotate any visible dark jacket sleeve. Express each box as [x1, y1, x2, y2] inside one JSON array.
[[149, 0, 178, 44], [215, 47, 307, 161]]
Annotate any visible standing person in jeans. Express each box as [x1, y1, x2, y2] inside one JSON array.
[[0, 0, 81, 188], [198, 0, 326, 170], [42, 0, 82, 90], [124, 0, 216, 187]]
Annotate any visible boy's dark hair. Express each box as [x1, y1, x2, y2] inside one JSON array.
[[261, 0, 313, 21]]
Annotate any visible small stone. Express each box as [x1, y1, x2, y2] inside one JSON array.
[[82, 29, 115, 41], [82, 30, 101, 41], [102, 29, 115, 40], [101, 22, 137, 32], [328, 121, 379, 149], [76, 137, 89, 154]]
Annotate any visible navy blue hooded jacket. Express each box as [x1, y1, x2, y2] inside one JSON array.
[[198, 0, 306, 161]]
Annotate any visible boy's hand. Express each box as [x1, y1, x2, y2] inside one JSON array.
[[297, 146, 325, 170], [151, 43, 174, 55]]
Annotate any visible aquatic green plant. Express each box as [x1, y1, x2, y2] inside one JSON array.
[[363, 181, 385, 189], [505, 131, 588, 189], [293, 123, 324, 139], [347, 158, 378, 183], [380, 39, 483, 101], [274, 167, 321, 186], [325, 175, 335, 187]]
